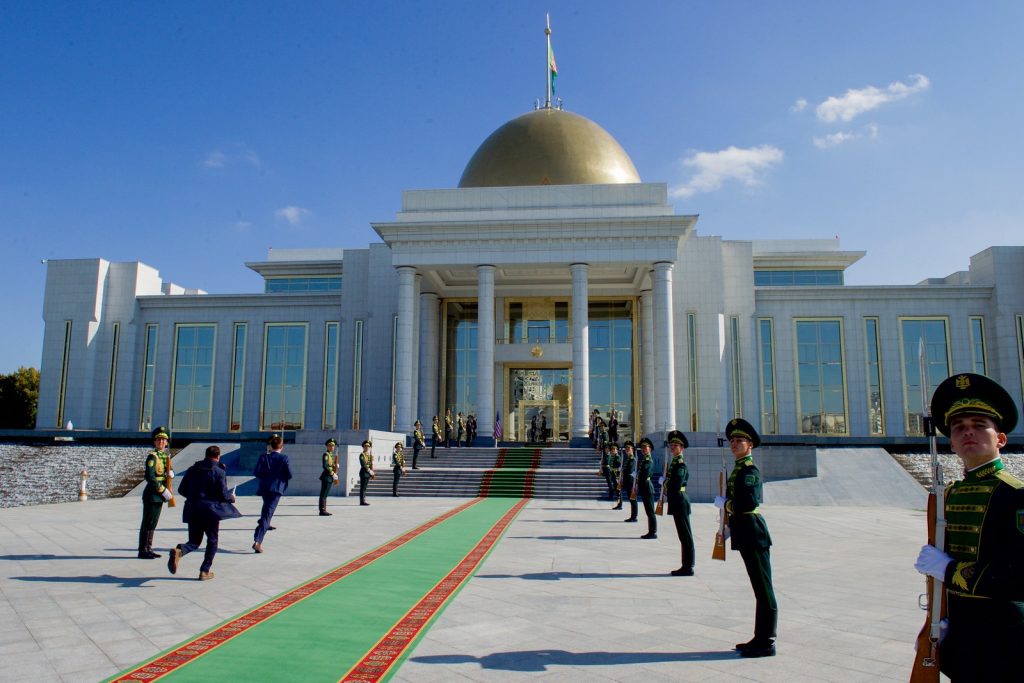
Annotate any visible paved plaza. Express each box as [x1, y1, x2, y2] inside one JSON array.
[[0, 490, 933, 683]]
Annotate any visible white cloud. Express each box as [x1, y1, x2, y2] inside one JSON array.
[[791, 98, 808, 113], [202, 150, 226, 168], [816, 74, 929, 123], [813, 131, 856, 149], [275, 206, 309, 226], [670, 145, 784, 199]]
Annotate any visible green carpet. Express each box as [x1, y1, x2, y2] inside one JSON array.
[[112, 497, 524, 683]]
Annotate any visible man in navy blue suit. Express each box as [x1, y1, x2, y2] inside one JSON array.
[[167, 445, 241, 580], [252, 433, 292, 553]]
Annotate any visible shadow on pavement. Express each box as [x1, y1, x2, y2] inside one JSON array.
[[475, 571, 670, 580], [410, 649, 737, 671]]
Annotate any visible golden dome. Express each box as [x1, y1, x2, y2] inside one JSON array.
[[458, 108, 641, 188]]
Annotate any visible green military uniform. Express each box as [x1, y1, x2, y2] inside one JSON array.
[[318, 438, 338, 516], [391, 446, 406, 497], [456, 413, 466, 447], [358, 441, 374, 505], [637, 437, 657, 539], [608, 445, 622, 507], [665, 430, 694, 576], [621, 440, 638, 522], [431, 417, 441, 458], [725, 418, 777, 654], [138, 426, 173, 559], [926, 373, 1024, 681], [412, 422, 425, 469], [444, 412, 453, 447]]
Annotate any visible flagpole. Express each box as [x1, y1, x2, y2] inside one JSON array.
[[545, 14, 552, 109]]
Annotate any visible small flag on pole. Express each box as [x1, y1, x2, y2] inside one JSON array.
[[494, 411, 502, 443]]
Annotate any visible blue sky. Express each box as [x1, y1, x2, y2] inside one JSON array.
[[2, 1, 1023, 374]]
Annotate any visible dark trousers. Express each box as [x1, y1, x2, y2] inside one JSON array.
[[604, 471, 617, 500], [140, 499, 163, 532], [181, 519, 220, 573], [672, 506, 695, 570], [318, 477, 332, 510], [412, 444, 421, 468], [457, 429, 465, 447], [359, 472, 370, 502], [640, 490, 656, 535], [628, 498, 638, 520], [254, 493, 281, 544], [445, 429, 451, 447], [739, 545, 778, 642], [392, 467, 402, 495], [431, 437, 438, 458]]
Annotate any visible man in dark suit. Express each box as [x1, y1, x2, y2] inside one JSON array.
[[252, 433, 292, 553], [167, 445, 241, 580]]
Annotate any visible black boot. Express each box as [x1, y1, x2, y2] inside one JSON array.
[[138, 530, 160, 559]]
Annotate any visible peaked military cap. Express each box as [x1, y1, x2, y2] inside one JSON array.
[[622, 439, 635, 449], [267, 433, 281, 444], [931, 373, 1018, 437], [725, 418, 761, 448], [637, 436, 655, 450], [666, 430, 689, 448], [414, 419, 421, 426], [151, 426, 170, 440], [394, 442, 403, 450], [325, 438, 337, 446], [361, 439, 372, 448]]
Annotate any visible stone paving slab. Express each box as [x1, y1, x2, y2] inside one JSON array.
[[0, 495, 936, 682]]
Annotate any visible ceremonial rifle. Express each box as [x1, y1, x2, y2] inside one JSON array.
[[712, 424, 727, 561], [165, 449, 176, 508], [655, 439, 668, 516], [910, 340, 945, 682]]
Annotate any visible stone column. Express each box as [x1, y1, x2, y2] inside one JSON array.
[[571, 263, 590, 439], [652, 261, 677, 432], [418, 292, 440, 425], [411, 273, 421, 422], [476, 265, 496, 443], [394, 266, 416, 434], [640, 288, 656, 436]]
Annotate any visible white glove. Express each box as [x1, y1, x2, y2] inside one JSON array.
[[333, 474, 339, 482], [915, 544, 953, 580], [161, 489, 173, 501], [167, 469, 175, 479], [713, 496, 726, 509]]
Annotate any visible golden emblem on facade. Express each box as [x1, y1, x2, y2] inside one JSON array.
[[531, 345, 543, 358]]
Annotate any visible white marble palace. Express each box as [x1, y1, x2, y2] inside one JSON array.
[[36, 104, 1024, 444]]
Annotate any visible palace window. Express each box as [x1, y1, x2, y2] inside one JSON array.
[[228, 323, 246, 431], [170, 324, 216, 432], [138, 324, 158, 432], [795, 318, 848, 435], [969, 316, 987, 375], [261, 323, 308, 431], [899, 318, 950, 436], [864, 317, 885, 436], [323, 322, 339, 431], [758, 318, 777, 435]]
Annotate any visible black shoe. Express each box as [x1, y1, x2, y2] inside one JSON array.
[[670, 567, 694, 576], [735, 638, 769, 652], [268, 526, 276, 531], [624, 518, 638, 523], [640, 533, 657, 539], [319, 511, 332, 516], [252, 542, 263, 554], [412, 466, 420, 469], [740, 643, 776, 658], [612, 503, 623, 510], [360, 501, 370, 506]]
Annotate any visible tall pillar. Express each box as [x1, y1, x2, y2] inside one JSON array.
[[571, 263, 590, 439], [418, 292, 440, 424], [411, 273, 421, 422], [476, 265, 496, 442], [640, 289, 656, 436], [394, 266, 416, 434], [652, 261, 677, 433]]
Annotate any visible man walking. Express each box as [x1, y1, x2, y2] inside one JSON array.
[[167, 446, 241, 580], [252, 433, 292, 553]]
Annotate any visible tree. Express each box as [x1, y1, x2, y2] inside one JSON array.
[[0, 367, 40, 428]]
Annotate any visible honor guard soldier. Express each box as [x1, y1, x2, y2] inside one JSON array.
[[444, 409, 454, 448], [599, 442, 613, 501], [318, 438, 339, 516], [716, 418, 777, 657], [138, 426, 175, 559], [665, 430, 694, 576], [456, 412, 466, 447], [391, 442, 407, 497], [358, 440, 374, 505], [412, 420, 425, 469], [637, 437, 657, 539], [431, 416, 442, 458], [609, 443, 623, 508], [621, 440, 639, 523], [914, 373, 1023, 681]]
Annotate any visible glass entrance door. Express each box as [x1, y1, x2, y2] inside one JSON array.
[[507, 367, 571, 443]]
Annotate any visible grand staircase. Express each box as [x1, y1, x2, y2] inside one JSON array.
[[354, 446, 610, 499]]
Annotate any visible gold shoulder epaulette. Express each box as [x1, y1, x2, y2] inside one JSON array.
[[994, 469, 1024, 490]]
